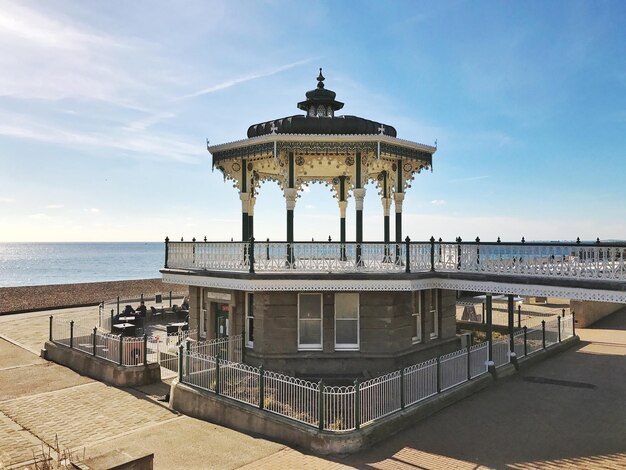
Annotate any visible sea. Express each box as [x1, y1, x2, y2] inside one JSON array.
[[0, 243, 164, 288]]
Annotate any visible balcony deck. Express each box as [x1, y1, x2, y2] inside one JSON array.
[[161, 240, 626, 302]]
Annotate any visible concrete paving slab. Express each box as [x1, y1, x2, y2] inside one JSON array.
[[83, 415, 285, 470], [0, 361, 93, 401], [0, 337, 46, 369]]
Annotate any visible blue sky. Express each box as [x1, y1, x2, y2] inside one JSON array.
[[0, 0, 625, 242]]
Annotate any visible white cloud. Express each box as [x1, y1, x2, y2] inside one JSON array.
[[0, 115, 202, 163], [431, 199, 447, 206], [28, 213, 49, 220], [45, 204, 64, 209], [89, 208, 100, 213], [180, 58, 316, 99], [305, 204, 315, 209], [0, 197, 15, 203]]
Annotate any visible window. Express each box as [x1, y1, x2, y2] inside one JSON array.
[[421, 289, 438, 339], [200, 288, 207, 339], [412, 292, 422, 343], [298, 293, 322, 350], [335, 293, 359, 350], [245, 293, 254, 347]]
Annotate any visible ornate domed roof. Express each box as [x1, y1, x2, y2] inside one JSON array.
[[246, 68, 397, 138]]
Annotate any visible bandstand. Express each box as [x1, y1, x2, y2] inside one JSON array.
[[162, 69, 460, 378]]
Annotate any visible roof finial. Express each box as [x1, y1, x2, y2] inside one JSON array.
[[317, 67, 325, 89]]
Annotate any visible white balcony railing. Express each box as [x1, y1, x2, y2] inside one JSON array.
[[165, 239, 626, 281]]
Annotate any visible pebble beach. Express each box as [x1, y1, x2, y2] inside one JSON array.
[[0, 279, 182, 314]]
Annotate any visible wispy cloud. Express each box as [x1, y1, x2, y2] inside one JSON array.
[[88, 208, 100, 213], [45, 204, 64, 209], [180, 58, 316, 99], [431, 199, 447, 206], [0, 197, 15, 203], [28, 213, 49, 220], [0, 115, 202, 163]]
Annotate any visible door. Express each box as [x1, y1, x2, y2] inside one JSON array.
[[215, 303, 230, 339]]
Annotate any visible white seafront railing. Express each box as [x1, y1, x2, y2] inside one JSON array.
[[166, 239, 626, 282], [439, 348, 468, 391], [175, 312, 575, 434]]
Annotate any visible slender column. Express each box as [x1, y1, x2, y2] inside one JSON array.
[[486, 293, 493, 363], [240, 193, 250, 241], [248, 197, 256, 240], [338, 175, 347, 261], [383, 200, 391, 261], [394, 192, 405, 261], [285, 152, 296, 265], [241, 159, 248, 241], [353, 188, 366, 265], [507, 294, 515, 353], [354, 152, 364, 247]]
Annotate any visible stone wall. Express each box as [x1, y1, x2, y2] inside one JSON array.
[[569, 300, 625, 328], [42, 341, 161, 387]]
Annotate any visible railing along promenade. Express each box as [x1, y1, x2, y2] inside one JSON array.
[[180, 313, 575, 432], [165, 237, 626, 281]]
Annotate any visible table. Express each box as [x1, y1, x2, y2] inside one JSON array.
[[113, 323, 136, 336], [118, 316, 136, 322]]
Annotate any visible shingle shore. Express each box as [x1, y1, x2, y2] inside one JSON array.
[[0, 279, 182, 314]]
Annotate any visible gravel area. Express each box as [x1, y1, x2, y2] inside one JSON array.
[[0, 279, 182, 314]]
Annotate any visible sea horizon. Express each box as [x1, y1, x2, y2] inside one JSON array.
[[0, 242, 165, 288]]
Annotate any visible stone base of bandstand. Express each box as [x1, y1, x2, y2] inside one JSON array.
[[170, 335, 580, 455], [42, 341, 161, 387]]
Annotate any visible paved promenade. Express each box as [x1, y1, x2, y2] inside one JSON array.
[[0, 307, 624, 469]]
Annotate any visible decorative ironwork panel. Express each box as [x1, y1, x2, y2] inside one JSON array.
[[213, 142, 275, 163]]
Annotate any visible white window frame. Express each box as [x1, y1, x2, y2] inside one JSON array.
[[334, 293, 359, 351], [421, 289, 439, 340], [199, 288, 207, 339], [412, 292, 422, 344], [245, 292, 254, 348], [297, 293, 323, 350]]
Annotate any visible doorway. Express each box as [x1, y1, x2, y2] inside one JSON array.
[[215, 303, 230, 339]]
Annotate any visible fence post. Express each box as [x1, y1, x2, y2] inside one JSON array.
[[164, 236, 169, 268], [117, 296, 120, 315], [143, 334, 148, 365], [169, 291, 172, 308], [185, 339, 191, 375], [467, 346, 471, 380], [92, 327, 97, 356], [523, 326, 528, 356], [436, 356, 441, 393], [215, 351, 221, 395], [259, 366, 265, 410], [354, 379, 361, 429], [518, 304, 522, 328], [562, 308, 565, 318], [141, 293, 144, 303], [241, 330, 246, 364], [400, 369, 405, 409], [429, 236, 435, 272], [110, 310, 114, 330], [542, 320, 546, 349], [318, 379, 325, 431], [405, 236, 411, 273], [557, 316, 561, 343], [69, 320, 74, 349], [119, 336, 124, 366], [249, 237, 256, 274], [49, 315, 53, 341], [178, 344, 184, 383], [572, 311, 576, 337]]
